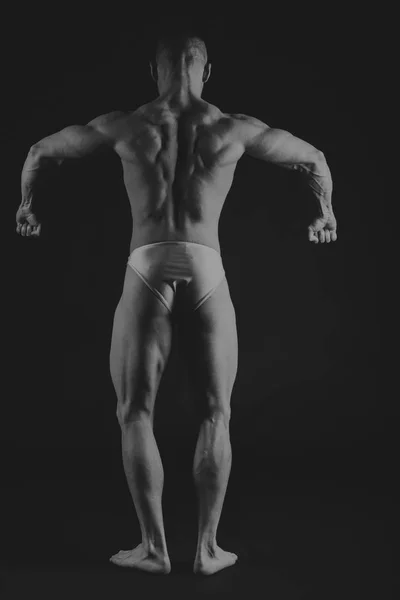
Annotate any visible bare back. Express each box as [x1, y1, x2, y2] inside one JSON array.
[[19, 90, 335, 247], [108, 98, 244, 253]]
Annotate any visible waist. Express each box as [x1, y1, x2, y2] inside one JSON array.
[[131, 240, 221, 256], [129, 228, 220, 255]]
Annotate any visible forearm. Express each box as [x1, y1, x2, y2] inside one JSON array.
[[20, 148, 41, 209], [20, 147, 60, 210], [302, 155, 333, 215]]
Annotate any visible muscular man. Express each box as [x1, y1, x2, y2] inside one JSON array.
[[16, 33, 337, 575]]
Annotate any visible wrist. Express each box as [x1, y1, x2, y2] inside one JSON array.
[[20, 199, 33, 212], [319, 196, 332, 214]]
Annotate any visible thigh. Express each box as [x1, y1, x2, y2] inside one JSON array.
[[110, 266, 173, 420], [181, 276, 238, 419]]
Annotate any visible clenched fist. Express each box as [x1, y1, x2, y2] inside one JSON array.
[[308, 210, 337, 243], [16, 205, 41, 237]]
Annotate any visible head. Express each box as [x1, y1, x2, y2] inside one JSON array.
[[150, 32, 211, 96]]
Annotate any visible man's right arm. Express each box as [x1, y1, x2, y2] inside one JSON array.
[[16, 149, 61, 237], [233, 114, 337, 242], [17, 111, 124, 237], [20, 149, 63, 210]]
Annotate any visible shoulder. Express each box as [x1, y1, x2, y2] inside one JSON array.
[[128, 102, 170, 126], [86, 111, 130, 137], [223, 113, 270, 144], [228, 113, 269, 129], [87, 110, 128, 127], [86, 110, 135, 145]]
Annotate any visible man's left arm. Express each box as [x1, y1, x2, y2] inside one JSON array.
[[234, 114, 337, 243]]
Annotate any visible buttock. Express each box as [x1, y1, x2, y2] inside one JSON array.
[[128, 241, 223, 282], [127, 241, 226, 312]]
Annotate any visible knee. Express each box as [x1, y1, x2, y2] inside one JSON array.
[[204, 400, 231, 428], [116, 395, 154, 427]]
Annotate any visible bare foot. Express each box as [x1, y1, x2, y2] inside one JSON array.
[[110, 544, 171, 574], [194, 545, 238, 575]]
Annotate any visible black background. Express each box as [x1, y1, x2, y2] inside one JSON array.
[[2, 9, 396, 599]]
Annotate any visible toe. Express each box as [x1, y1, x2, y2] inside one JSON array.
[[114, 549, 130, 557], [110, 550, 129, 561]]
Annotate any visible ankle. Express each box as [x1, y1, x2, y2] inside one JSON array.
[[197, 536, 217, 555], [143, 537, 168, 556], [147, 545, 169, 559]]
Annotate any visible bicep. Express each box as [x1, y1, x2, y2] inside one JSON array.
[[32, 124, 112, 160]]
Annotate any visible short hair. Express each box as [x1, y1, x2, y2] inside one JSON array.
[[155, 32, 208, 68]]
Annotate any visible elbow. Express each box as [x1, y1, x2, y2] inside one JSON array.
[[311, 150, 329, 175], [314, 150, 326, 164], [29, 144, 53, 165], [29, 143, 62, 167], [29, 144, 42, 158]]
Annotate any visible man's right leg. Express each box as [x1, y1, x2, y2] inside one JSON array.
[[109, 265, 174, 574], [182, 276, 239, 575]]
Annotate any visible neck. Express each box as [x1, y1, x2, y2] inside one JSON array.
[[157, 64, 204, 107]]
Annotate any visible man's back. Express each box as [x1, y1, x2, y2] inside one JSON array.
[[18, 90, 336, 248], [107, 97, 245, 251]]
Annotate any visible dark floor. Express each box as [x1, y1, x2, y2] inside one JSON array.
[[0, 442, 397, 599]]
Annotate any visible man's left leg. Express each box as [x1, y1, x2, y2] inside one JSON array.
[[181, 275, 239, 574]]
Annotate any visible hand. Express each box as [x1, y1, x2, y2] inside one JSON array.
[[308, 210, 337, 243], [16, 205, 41, 237]]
